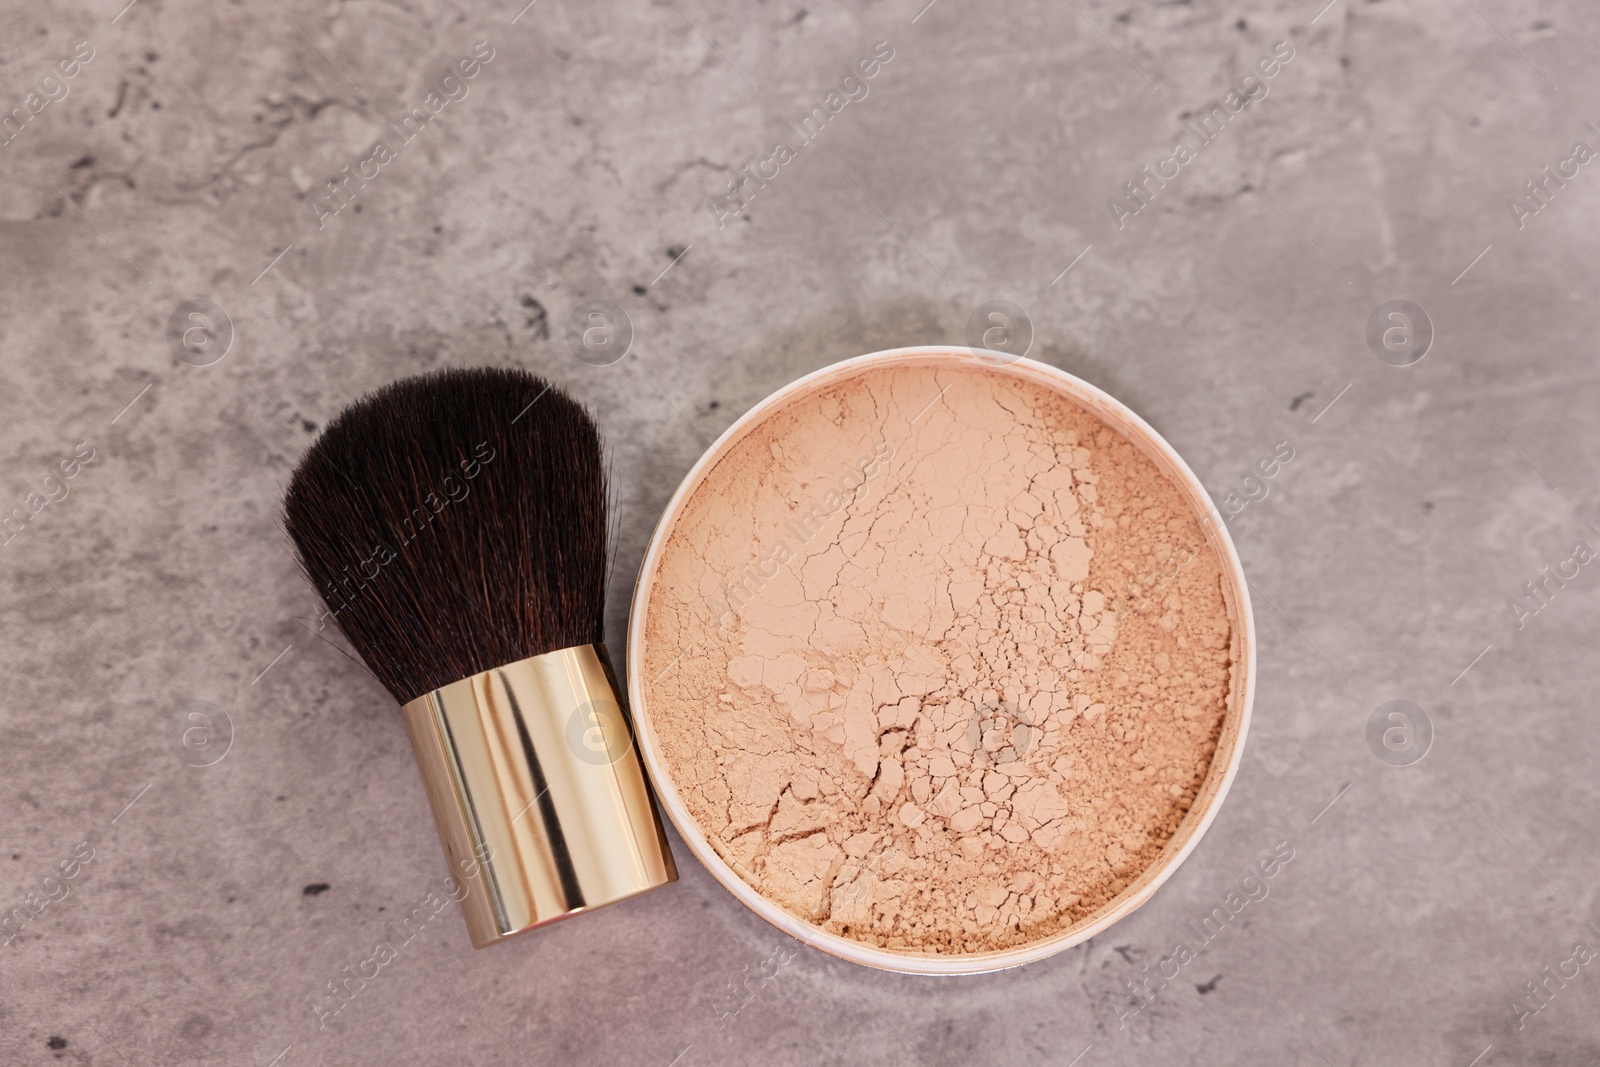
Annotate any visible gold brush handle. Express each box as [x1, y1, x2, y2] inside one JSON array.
[[401, 644, 677, 947]]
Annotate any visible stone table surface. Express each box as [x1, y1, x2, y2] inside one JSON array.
[[2, 0, 1598, 1063]]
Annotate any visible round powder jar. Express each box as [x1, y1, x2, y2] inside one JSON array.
[[628, 348, 1254, 974]]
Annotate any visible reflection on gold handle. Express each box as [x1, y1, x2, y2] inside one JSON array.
[[402, 645, 676, 947]]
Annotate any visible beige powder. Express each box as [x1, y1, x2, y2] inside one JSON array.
[[641, 361, 1234, 955]]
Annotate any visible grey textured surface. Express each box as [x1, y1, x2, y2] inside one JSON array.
[[2, 0, 1597, 1063]]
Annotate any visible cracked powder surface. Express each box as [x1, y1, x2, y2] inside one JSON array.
[[641, 361, 1235, 956]]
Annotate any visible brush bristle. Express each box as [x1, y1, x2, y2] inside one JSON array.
[[283, 367, 607, 704]]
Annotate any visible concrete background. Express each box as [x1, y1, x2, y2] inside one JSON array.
[[2, 0, 1597, 1063]]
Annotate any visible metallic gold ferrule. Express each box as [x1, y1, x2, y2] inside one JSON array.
[[401, 644, 676, 948]]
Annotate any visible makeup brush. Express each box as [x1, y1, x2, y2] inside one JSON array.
[[283, 366, 676, 947]]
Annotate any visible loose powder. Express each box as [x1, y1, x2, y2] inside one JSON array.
[[641, 360, 1236, 955]]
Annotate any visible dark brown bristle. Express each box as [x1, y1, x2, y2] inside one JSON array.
[[283, 367, 607, 704]]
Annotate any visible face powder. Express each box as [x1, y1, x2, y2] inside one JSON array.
[[630, 349, 1251, 971]]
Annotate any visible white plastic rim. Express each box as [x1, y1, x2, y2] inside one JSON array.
[[627, 346, 1256, 975]]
